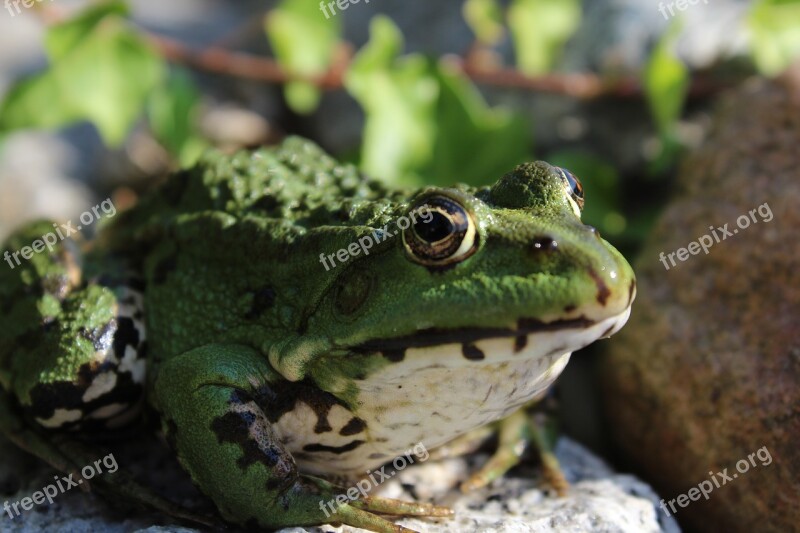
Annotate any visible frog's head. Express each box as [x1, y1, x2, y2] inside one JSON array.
[[268, 161, 635, 384]]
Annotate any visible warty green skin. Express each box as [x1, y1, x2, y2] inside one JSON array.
[[0, 137, 635, 530]]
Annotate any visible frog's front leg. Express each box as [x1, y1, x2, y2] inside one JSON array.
[[154, 344, 452, 532]]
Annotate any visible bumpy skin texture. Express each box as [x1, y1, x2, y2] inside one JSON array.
[[0, 137, 635, 530]]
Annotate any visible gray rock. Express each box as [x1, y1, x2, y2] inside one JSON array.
[[0, 433, 677, 533]]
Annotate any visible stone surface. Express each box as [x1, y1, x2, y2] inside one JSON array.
[[601, 68, 800, 532], [0, 433, 676, 533]]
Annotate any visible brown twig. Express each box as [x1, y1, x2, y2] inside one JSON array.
[[148, 33, 729, 99]]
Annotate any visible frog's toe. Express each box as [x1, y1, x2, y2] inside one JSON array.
[[338, 496, 453, 533]]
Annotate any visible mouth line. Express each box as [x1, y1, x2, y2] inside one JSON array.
[[349, 315, 596, 353]]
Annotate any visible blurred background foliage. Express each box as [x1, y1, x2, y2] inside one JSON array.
[[0, 0, 799, 255]]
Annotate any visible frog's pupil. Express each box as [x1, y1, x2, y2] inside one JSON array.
[[415, 211, 453, 243]]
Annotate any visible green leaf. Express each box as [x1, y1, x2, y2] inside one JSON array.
[[423, 63, 531, 186], [45, 0, 129, 60], [748, 0, 800, 76], [345, 16, 438, 184], [345, 16, 531, 186], [0, 7, 164, 146], [508, 0, 581, 75], [463, 0, 505, 45], [266, 0, 342, 114], [147, 70, 208, 167], [643, 20, 689, 138]]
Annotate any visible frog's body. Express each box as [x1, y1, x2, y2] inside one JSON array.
[[0, 137, 634, 531]]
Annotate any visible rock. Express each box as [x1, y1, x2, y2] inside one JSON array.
[[0, 432, 674, 533], [601, 68, 800, 532]]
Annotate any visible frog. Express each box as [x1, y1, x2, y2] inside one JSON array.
[[0, 137, 635, 532]]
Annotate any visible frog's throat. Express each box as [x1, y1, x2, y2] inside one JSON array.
[[347, 307, 631, 366]]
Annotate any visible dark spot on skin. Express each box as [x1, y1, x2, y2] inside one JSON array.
[[210, 407, 285, 471], [351, 317, 594, 352], [113, 317, 140, 359], [368, 453, 388, 460], [153, 255, 178, 285], [588, 268, 611, 306], [253, 194, 280, 213], [255, 380, 350, 436], [245, 286, 277, 320], [303, 440, 365, 454], [382, 349, 406, 362], [79, 319, 118, 354], [340, 417, 367, 436], [564, 304, 576, 313], [401, 483, 420, 500], [514, 335, 528, 353], [462, 344, 486, 361]]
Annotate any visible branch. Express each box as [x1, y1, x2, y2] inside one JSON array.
[[149, 33, 728, 100]]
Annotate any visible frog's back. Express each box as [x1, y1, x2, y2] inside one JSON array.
[[107, 137, 403, 249]]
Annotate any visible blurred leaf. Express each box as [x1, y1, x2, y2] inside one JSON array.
[[423, 64, 531, 186], [508, 0, 581, 75], [644, 20, 688, 135], [147, 70, 208, 167], [345, 16, 438, 184], [266, 0, 341, 114], [748, 0, 800, 76], [45, 0, 129, 60], [346, 16, 531, 186], [0, 8, 164, 146], [463, 0, 505, 45]]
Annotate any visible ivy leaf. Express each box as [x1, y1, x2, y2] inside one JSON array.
[[0, 3, 164, 146], [748, 0, 800, 76], [147, 70, 208, 167], [508, 0, 581, 75], [346, 16, 531, 186], [643, 20, 689, 138], [45, 0, 129, 59], [266, 0, 341, 114], [345, 16, 438, 184], [423, 63, 531, 186], [463, 0, 505, 45]]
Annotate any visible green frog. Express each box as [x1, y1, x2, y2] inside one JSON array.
[[0, 137, 635, 532]]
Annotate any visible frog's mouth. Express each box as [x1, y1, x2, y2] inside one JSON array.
[[349, 307, 631, 364]]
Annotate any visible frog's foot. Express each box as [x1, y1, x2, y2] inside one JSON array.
[[461, 407, 569, 496], [334, 493, 453, 533]]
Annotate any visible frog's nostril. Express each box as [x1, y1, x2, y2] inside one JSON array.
[[530, 237, 558, 253]]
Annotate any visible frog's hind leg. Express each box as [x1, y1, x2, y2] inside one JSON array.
[[1, 221, 148, 433], [461, 396, 569, 495]]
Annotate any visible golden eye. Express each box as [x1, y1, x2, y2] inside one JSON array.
[[558, 167, 585, 212], [402, 196, 478, 267]]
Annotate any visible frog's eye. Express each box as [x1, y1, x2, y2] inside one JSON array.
[[558, 167, 585, 213], [402, 196, 478, 267]]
